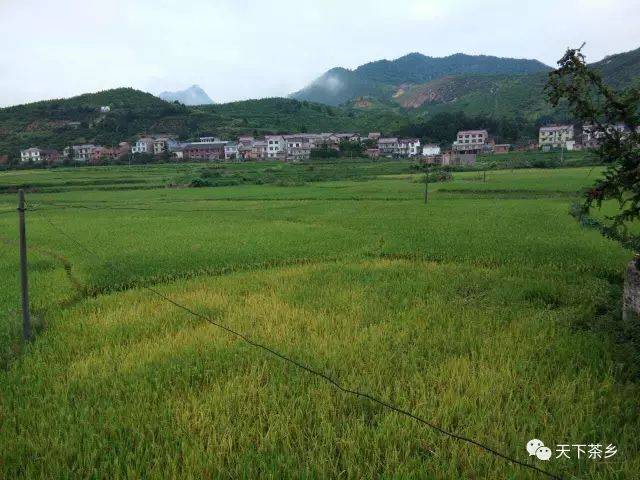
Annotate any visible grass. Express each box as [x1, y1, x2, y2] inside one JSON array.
[[0, 162, 638, 478]]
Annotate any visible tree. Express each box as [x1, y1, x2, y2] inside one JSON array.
[[546, 45, 640, 244]]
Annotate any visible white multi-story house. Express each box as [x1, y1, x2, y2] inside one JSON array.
[[132, 137, 154, 154], [539, 125, 575, 150], [224, 142, 238, 160], [422, 144, 441, 156], [452, 130, 490, 154], [284, 136, 312, 162], [68, 144, 97, 162], [399, 138, 421, 157], [21, 147, 42, 162], [266, 135, 286, 158], [21, 147, 60, 163], [378, 138, 399, 157]]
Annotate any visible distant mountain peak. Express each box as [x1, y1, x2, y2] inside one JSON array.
[[158, 85, 214, 105]]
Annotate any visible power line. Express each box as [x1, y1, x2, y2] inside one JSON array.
[[32, 209, 562, 480], [0, 207, 40, 216], [30, 201, 248, 214]]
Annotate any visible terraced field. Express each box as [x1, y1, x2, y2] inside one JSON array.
[[0, 162, 638, 479]]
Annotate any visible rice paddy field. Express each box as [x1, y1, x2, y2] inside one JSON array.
[[0, 160, 638, 479]]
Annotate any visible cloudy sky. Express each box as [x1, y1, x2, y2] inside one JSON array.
[[0, 0, 638, 107]]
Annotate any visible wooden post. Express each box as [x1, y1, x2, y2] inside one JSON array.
[[18, 190, 31, 341]]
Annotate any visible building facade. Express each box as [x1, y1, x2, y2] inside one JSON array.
[[378, 138, 399, 157], [399, 138, 421, 157], [132, 137, 155, 154], [266, 135, 286, 159], [284, 136, 312, 162], [224, 142, 238, 160], [452, 130, 489, 154], [539, 125, 575, 150], [182, 142, 225, 160], [20, 147, 59, 163], [422, 144, 441, 156]]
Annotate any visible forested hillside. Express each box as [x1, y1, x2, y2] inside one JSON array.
[[291, 52, 550, 106], [292, 47, 640, 118], [0, 92, 410, 158]]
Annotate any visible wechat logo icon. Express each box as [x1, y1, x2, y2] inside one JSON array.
[[527, 439, 552, 461]]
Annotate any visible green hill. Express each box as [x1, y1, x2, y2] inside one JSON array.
[[293, 47, 640, 121], [590, 47, 640, 88], [0, 92, 410, 157], [291, 52, 550, 106]]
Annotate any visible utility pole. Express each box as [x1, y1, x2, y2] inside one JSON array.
[[17, 190, 31, 341], [424, 169, 429, 204]]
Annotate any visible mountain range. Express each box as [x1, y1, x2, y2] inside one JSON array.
[[290, 49, 640, 119], [291, 52, 551, 106], [158, 85, 214, 105]]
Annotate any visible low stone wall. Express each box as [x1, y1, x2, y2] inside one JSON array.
[[623, 259, 640, 322]]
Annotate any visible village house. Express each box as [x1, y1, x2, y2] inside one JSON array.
[[538, 125, 575, 150], [493, 144, 510, 154], [422, 144, 441, 156], [90, 146, 112, 163], [238, 136, 255, 147], [333, 133, 360, 143], [224, 141, 238, 160], [252, 140, 268, 160], [20, 147, 60, 163], [368, 132, 381, 141], [237, 136, 255, 160], [20, 148, 40, 162], [378, 138, 399, 157], [65, 144, 98, 162], [132, 137, 155, 154], [284, 135, 312, 162], [365, 148, 380, 158], [399, 138, 421, 157], [152, 137, 180, 155], [452, 130, 490, 154], [182, 142, 225, 161], [88, 143, 131, 163], [311, 133, 338, 150], [266, 135, 286, 159], [100, 106, 111, 113]]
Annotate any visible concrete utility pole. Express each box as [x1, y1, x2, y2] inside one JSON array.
[[424, 170, 429, 204], [17, 190, 31, 341]]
